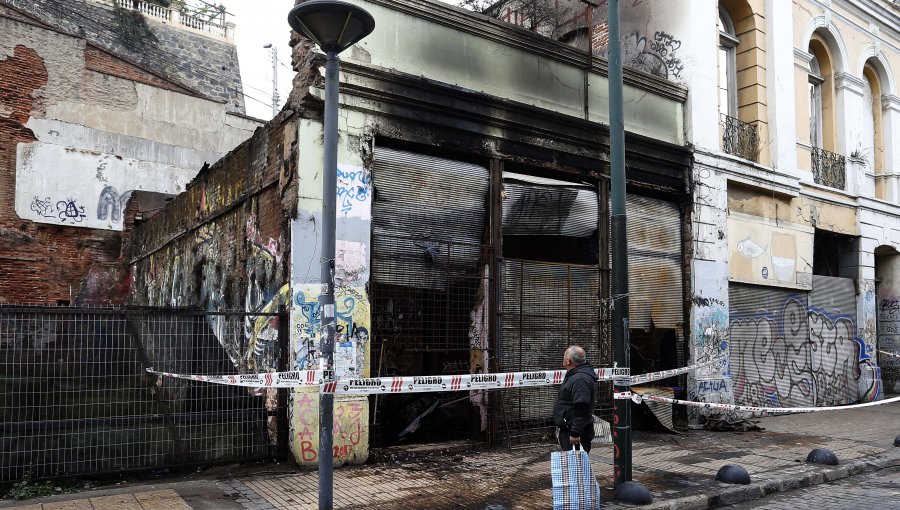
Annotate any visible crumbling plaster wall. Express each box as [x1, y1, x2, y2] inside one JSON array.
[[0, 7, 258, 304]]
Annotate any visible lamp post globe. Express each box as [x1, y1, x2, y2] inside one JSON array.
[[288, 0, 375, 54]]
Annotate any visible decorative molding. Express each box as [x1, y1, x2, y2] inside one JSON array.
[[794, 47, 813, 72], [835, 71, 866, 95], [883, 94, 900, 113], [800, 14, 850, 72], [857, 46, 896, 94]]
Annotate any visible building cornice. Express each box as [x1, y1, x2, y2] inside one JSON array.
[[364, 0, 688, 103]]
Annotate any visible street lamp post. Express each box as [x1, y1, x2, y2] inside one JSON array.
[[287, 3, 375, 509]]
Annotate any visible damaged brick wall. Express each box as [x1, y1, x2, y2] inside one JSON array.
[[126, 110, 297, 369], [0, 17, 127, 305], [0, 6, 258, 305]]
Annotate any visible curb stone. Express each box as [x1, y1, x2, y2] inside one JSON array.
[[622, 448, 900, 509]]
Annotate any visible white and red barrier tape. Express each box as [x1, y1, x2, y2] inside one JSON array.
[[878, 349, 900, 358], [147, 356, 731, 393], [146, 368, 330, 388], [147, 366, 631, 393], [614, 391, 900, 413], [627, 356, 725, 385]]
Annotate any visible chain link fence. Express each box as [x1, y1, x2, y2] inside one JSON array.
[[0, 305, 288, 481]]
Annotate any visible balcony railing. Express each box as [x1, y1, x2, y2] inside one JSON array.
[[113, 0, 227, 39], [811, 146, 846, 190], [720, 114, 759, 162]]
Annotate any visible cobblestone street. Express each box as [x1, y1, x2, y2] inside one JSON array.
[[724, 466, 900, 509]]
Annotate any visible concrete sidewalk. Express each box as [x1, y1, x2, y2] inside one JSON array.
[[2, 403, 898, 509]]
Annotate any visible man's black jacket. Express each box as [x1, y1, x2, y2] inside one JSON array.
[[553, 363, 599, 437]]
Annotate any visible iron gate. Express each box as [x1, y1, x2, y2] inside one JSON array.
[[0, 305, 289, 481]]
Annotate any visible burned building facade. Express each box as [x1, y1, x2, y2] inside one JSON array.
[[283, 0, 691, 464]]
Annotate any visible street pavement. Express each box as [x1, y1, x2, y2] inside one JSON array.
[[1, 402, 898, 509], [723, 465, 900, 509]]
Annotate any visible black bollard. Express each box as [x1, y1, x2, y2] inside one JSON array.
[[806, 448, 839, 465], [894, 435, 900, 447], [614, 480, 653, 505], [716, 464, 751, 485]]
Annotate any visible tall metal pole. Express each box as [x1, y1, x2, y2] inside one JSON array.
[[608, 0, 632, 487], [318, 49, 340, 510]]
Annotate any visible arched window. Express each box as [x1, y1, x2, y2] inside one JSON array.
[[808, 54, 824, 149], [717, 1, 761, 162], [806, 36, 845, 189], [862, 62, 884, 194], [717, 8, 738, 119]]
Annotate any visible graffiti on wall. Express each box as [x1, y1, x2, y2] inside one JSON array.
[[16, 143, 193, 231], [336, 164, 371, 220], [877, 290, 900, 393], [620, 31, 684, 80], [290, 392, 368, 465], [729, 297, 863, 408], [291, 285, 370, 380], [689, 301, 730, 398]]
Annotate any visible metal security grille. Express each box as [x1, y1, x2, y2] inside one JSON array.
[[498, 259, 611, 447], [369, 148, 492, 446], [0, 306, 288, 481]]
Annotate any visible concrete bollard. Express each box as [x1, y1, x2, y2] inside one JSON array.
[[716, 464, 751, 485], [806, 448, 839, 465], [614, 480, 653, 505]]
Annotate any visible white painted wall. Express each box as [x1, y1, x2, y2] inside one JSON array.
[[15, 79, 260, 230]]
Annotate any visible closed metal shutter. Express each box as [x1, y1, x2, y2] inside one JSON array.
[[808, 275, 859, 405], [626, 195, 683, 331], [502, 172, 598, 237], [371, 148, 489, 290], [729, 284, 813, 407]]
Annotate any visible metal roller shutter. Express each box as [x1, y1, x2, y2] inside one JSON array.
[[626, 195, 683, 331], [808, 275, 859, 405], [372, 148, 489, 290], [728, 284, 813, 407]]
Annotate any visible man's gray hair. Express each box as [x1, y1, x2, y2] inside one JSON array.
[[566, 345, 587, 365]]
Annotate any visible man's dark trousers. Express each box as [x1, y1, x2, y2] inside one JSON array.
[[558, 428, 594, 453]]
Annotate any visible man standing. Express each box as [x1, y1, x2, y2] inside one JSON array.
[[553, 345, 599, 452]]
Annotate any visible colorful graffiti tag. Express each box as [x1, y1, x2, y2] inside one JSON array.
[[291, 285, 370, 380], [729, 297, 866, 408]]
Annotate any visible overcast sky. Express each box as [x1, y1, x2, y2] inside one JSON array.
[[219, 0, 296, 120]]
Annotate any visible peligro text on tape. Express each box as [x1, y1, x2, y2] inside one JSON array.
[[326, 367, 631, 395], [146, 368, 330, 388], [615, 391, 900, 414], [626, 356, 726, 386]]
